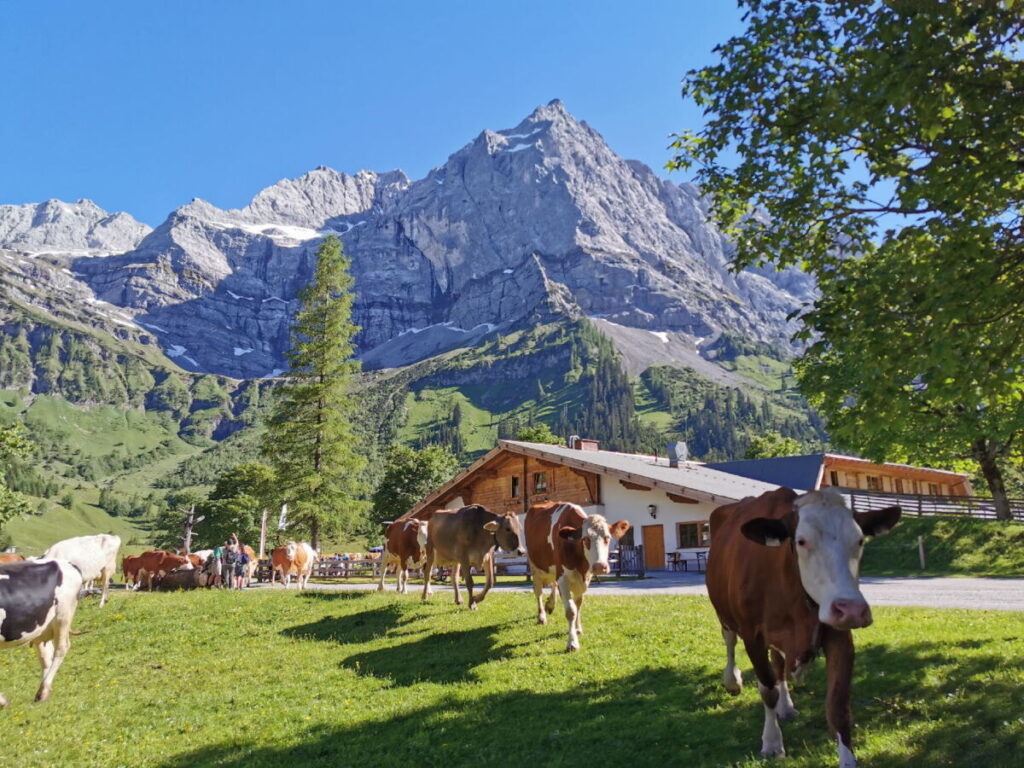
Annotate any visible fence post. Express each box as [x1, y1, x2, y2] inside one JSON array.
[[917, 495, 923, 517], [918, 535, 926, 570]]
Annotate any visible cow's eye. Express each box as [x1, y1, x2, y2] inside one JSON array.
[[858, 538, 865, 547], [796, 538, 808, 547]]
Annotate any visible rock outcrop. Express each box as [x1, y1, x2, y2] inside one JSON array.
[[0, 199, 150, 254]]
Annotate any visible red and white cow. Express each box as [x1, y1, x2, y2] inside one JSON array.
[[706, 487, 900, 767], [43, 534, 121, 608], [524, 501, 630, 652], [377, 520, 429, 593], [0, 558, 84, 705], [134, 550, 192, 592], [270, 541, 316, 589]]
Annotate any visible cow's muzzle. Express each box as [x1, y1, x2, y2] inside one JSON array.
[[827, 598, 872, 630], [592, 562, 610, 575]]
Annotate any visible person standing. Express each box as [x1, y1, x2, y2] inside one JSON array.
[[234, 547, 250, 590], [221, 542, 238, 590]]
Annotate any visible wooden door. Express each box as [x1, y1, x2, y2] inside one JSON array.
[[642, 524, 665, 571]]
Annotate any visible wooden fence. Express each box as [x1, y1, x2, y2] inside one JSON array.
[[845, 490, 1024, 522], [612, 545, 646, 577]]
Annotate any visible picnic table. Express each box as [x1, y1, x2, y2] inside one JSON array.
[[668, 549, 708, 573]]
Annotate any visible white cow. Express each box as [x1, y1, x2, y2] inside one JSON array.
[[43, 534, 121, 608]]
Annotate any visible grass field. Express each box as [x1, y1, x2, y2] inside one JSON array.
[[1, 590, 1021, 768]]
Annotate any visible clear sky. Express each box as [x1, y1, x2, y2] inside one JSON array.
[[0, 1, 742, 225]]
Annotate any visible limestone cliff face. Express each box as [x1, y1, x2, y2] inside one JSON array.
[[7, 102, 814, 378], [0, 199, 150, 254]]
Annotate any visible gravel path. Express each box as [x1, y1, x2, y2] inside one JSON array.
[[256, 572, 1024, 611]]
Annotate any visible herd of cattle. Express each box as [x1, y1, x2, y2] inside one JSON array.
[[0, 487, 900, 767]]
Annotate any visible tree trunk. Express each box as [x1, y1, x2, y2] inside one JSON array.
[[973, 438, 1012, 521], [310, 519, 321, 552]]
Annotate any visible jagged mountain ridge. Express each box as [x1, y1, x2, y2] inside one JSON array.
[[0, 199, 150, 254], [2, 101, 814, 378]]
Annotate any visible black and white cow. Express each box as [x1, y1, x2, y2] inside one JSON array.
[[0, 558, 83, 706]]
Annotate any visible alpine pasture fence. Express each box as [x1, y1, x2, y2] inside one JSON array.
[[845, 490, 1024, 523]]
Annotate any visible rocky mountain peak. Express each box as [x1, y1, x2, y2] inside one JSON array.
[[0, 199, 151, 254]]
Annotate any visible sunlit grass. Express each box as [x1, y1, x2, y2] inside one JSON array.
[[1, 591, 1020, 767]]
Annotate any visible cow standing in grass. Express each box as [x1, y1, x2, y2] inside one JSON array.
[[706, 487, 900, 767], [421, 505, 523, 610], [377, 519, 429, 593], [270, 542, 316, 589], [43, 534, 121, 608], [524, 501, 630, 651], [0, 558, 83, 705]]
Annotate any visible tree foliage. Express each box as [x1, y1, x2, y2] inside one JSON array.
[[203, 463, 279, 549], [672, 1, 1024, 517], [745, 431, 802, 460], [0, 423, 32, 530], [262, 235, 367, 546], [515, 423, 562, 445], [370, 444, 459, 529]]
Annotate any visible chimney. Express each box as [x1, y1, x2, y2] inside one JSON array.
[[668, 442, 689, 468], [567, 435, 581, 449]]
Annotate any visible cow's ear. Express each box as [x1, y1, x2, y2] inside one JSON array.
[[483, 521, 500, 532], [558, 526, 582, 541], [854, 506, 901, 537], [609, 521, 631, 540], [741, 517, 793, 547]]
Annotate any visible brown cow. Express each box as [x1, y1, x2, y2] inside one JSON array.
[[270, 541, 316, 589], [122, 555, 143, 587], [135, 550, 191, 591], [524, 501, 630, 651], [377, 520, 429, 593], [0, 553, 24, 564], [421, 505, 523, 610], [706, 487, 900, 767]]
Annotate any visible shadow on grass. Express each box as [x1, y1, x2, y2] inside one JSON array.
[[295, 591, 371, 601], [282, 605, 405, 646], [342, 624, 513, 686]]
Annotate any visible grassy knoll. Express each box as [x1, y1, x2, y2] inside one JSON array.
[[1, 591, 1021, 767], [862, 515, 1024, 578]]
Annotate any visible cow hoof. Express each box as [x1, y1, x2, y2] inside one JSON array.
[[777, 706, 798, 723], [34, 689, 50, 703], [537, 615, 548, 625], [566, 642, 580, 653], [723, 671, 743, 695], [760, 746, 786, 759], [376, 586, 384, 593], [0, 693, 8, 708], [469, 602, 479, 611]]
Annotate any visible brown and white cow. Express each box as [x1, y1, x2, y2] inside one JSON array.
[[1, 558, 84, 705], [421, 505, 522, 609], [377, 520, 429, 593], [270, 541, 316, 589], [706, 487, 900, 767], [524, 501, 630, 652]]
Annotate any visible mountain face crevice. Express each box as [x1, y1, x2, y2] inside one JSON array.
[[1, 100, 815, 379]]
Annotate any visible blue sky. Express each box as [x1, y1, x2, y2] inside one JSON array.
[[0, 2, 742, 225]]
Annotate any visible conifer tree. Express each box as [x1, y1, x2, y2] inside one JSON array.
[[262, 235, 366, 548]]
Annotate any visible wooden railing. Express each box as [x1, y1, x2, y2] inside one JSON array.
[[844, 490, 1024, 522], [612, 545, 646, 577]]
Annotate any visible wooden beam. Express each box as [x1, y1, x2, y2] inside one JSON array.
[[571, 468, 601, 505], [667, 492, 700, 505], [537, 458, 561, 468], [620, 479, 652, 492], [474, 469, 498, 479]]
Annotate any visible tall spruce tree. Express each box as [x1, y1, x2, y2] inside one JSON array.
[[262, 235, 366, 548]]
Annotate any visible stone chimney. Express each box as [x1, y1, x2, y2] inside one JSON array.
[[668, 442, 689, 468]]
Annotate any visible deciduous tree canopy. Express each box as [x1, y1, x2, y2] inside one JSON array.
[[671, 0, 1024, 517]]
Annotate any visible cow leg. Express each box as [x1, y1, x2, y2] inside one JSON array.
[[743, 634, 785, 758], [545, 582, 557, 616], [558, 577, 580, 652], [377, 557, 388, 592], [462, 560, 477, 609], [471, 552, 495, 608], [34, 620, 72, 703], [772, 649, 798, 722], [721, 627, 744, 694], [573, 590, 585, 636], [421, 552, 435, 601], [823, 627, 857, 768], [532, 571, 549, 624]]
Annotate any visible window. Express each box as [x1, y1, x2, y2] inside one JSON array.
[[510, 476, 520, 498], [533, 472, 548, 493], [866, 476, 881, 491], [894, 478, 904, 494], [677, 522, 709, 548], [829, 470, 840, 487], [928, 483, 940, 496]]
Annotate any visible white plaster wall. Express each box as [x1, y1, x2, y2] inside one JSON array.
[[585, 481, 719, 559]]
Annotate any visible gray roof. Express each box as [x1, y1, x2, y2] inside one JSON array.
[[704, 454, 825, 491], [499, 441, 781, 503]]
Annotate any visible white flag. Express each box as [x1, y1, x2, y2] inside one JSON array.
[[277, 503, 289, 530]]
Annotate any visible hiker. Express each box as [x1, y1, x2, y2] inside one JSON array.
[[221, 542, 238, 590], [234, 546, 250, 590]]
